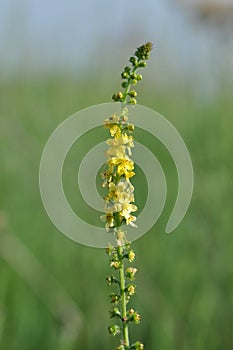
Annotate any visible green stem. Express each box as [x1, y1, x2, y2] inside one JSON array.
[[118, 243, 130, 349], [122, 66, 137, 107]]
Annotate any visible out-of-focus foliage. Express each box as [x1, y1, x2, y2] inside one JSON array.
[[0, 73, 232, 350]]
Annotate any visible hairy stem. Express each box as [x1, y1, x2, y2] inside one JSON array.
[[118, 243, 130, 348]]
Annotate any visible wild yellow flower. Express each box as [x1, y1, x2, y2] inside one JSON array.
[[110, 261, 121, 269], [133, 312, 141, 324], [127, 285, 135, 296], [106, 134, 134, 158], [126, 267, 137, 280], [109, 124, 121, 138], [106, 145, 126, 158], [103, 42, 152, 350], [100, 212, 115, 230], [116, 158, 135, 179], [128, 250, 135, 262], [106, 134, 132, 146], [124, 214, 137, 227]]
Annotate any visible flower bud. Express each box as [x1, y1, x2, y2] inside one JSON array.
[[110, 293, 120, 304], [108, 324, 121, 336], [133, 312, 141, 324], [129, 98, 137, 105], [116, 346, 124, 350], [112, 93, 118, 101], [135, 42, 153, 60], [129, 56, 137, 66], [130, 73, 137, 80], [128, 124, 134, 131], [106, 275, 119, 285], [128, 308, 135, 315], [124, 66, 131, 73], [138, 61, 146, 68], [129, 90, 137, 97], [121, 71, 128, 79], [112, 92, 123, 102], [127, 309, 141, 324], [132, 341, 144, 349], [106, 244, 116, 255]]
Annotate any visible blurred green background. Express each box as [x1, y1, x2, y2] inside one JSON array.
[[0, 1, 233, 349]]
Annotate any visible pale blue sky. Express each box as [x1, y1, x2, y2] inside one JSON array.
[[0, 0, 232, 91]]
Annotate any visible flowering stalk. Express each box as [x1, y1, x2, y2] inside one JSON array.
[[101, 43, 153, 350]]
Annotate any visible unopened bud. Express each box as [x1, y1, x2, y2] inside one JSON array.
[[138, 61, 146, 68], [129, 90, 137, 97], [129, 98, 137, 105], [129, 56, 137, 66]]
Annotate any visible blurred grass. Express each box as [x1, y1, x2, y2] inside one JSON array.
[[0, 74, 232, 350]]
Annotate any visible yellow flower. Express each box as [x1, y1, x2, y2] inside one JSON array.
[[125, 171, 135, 180], [133, 312, 141, 324], [122, 133, 134, 147], [127, 284, 135, 296], [106, 133, 133, 147], [121, 203, 137, 220], [109, 182, 116, 192], [117, 180, 134, 195], [118, 191, 134, 205], [126, 267, 137, 280], [128, 250, 135, 262], [101, 170, 112, 187], [125, 214, 137, 227], [106, 134, 134, 158], [100, 212, 115, 229], [116, 158, 135, 179], [110, 261, 120, 269], [107, 157, 121, 166], [109, 124, 121, 138], [106, 145, 126, 158], [104, 182, 118, 201]]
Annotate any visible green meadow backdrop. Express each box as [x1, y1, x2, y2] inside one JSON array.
[[0, 72, 232, 350]]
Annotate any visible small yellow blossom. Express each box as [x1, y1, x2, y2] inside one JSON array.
[[109, 124, 121, 138], [127, 285, 135, 296], [126, 267, 137, 280], [110, 261, 121, 269], [102, 102, 137, 228], [100, 212, 115, 230], [116, 158, 135, 179], [128, 250, 135, 262], [133, 312, 141, 324], [106, 133, 133, 147], [101, 170, 112, 187], [106, 145, 126, 158], [126, 214, 137, 227]]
